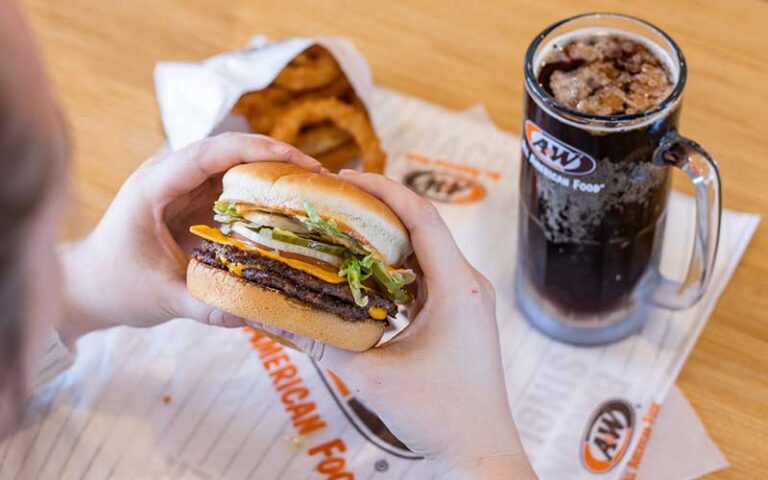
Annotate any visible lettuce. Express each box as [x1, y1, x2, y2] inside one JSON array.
[[339, 254, 375, 307], [214, 200, 240, 218], [339, 255, 414, 307], [297, 203, 367, 254], [298, 202, 414, 304], [371, 262, 414, 304]]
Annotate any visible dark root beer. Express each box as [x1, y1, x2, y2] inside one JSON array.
[[519, 29, 678, 319], [514, 12, 728, 345]]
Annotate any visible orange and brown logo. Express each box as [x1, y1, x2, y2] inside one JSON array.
[[402, 153, 500, 204], [404, 170, 485, 204], [581, 399, 635, 473], [525, 120, 596, 176]]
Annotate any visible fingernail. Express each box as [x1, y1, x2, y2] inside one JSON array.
[[207, 309, 246, 328], [208, 308, 225, 327], [289, 148, 324, 171], [339, 169, 360, 176], [220, 312, 247, 328]]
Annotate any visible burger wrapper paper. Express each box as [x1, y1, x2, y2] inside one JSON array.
[[3, 39, 758, 480]]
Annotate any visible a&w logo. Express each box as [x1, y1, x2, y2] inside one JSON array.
[[525, 120, 596, 176], [404, 170, 485, 204], [581, 399, 635, 473]]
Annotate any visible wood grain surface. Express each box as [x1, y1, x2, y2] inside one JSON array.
[[18, 0, 767, 478]]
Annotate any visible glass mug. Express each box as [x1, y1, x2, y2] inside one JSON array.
[[516, 13, 721, 345]]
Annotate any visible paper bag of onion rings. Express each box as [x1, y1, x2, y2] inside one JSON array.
[[155, 35, 386, 173]]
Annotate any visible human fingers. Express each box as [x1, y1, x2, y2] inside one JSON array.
[[136, 133, 321, 205], [171, 284, 247, 328]]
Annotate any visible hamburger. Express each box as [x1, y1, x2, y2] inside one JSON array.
[[187, 162, 415, 351]]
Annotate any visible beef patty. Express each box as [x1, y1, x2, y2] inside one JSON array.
[[192, 241, 397, 321]]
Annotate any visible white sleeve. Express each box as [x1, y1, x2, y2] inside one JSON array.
[[31, 328, 75, 388]]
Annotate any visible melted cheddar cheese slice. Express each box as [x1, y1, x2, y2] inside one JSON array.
[[367, 307, 388, 320], [190, 225, 344, 284]]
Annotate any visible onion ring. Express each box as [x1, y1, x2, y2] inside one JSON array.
[[292, 75, 354, 103], [233, 77, 356, 135], [315, 141, 360, 172], [243, 110, 280, 134], [294, 123, 353, 157], [232, 86, 291, 116], [233, 86, 293, 133], [273, 45, 342, 92], [269, 98, 385, 173]]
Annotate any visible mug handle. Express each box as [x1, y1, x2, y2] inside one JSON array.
[[640, 131, 722, 310]]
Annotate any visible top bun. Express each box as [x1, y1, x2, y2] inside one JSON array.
[[219, 162, 412, 266]]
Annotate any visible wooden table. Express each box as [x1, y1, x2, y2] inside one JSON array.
[[20, 0, 767, 478]]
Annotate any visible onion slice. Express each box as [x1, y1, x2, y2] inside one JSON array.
[[232, 223, 343, 267], [241, 211, 310, 233]]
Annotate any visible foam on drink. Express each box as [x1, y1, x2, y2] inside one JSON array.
[[534, 29, 677, 116]]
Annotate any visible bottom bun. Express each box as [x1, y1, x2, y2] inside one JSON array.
[[187, 259, 385, 352]]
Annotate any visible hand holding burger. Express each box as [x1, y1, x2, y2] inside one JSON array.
[[59, 133, 323, 342], [59, 134, 534, 479], [186, 161, 416, 351], [248, 171, 537, 479]]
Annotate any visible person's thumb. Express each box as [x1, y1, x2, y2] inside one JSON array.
[[204, 307, 248, 328], [173, 288, 247, 328]]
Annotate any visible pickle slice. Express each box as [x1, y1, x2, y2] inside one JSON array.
[[267, 228, 348, 256]]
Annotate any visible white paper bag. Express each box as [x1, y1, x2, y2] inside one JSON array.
[[155, 35, 375, 151]]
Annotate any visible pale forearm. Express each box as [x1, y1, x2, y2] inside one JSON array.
[[57, 239, 114, 344]]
